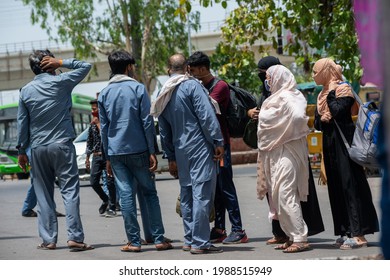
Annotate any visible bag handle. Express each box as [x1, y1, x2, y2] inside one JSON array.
[[334, 120, 351, 150], [338, 82, 363, 106]]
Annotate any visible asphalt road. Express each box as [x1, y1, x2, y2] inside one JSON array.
[[0, 163, 383, 261]]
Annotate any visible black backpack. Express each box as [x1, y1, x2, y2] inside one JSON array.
[[209, 78, 257, 138]]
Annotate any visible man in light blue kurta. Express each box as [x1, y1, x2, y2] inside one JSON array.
[[17, 50, 93, 250], [153, 54, 224, 254]]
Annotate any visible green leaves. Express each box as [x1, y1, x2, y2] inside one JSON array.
[[181, 0, 363, 87], [22, 0, 200, 92]]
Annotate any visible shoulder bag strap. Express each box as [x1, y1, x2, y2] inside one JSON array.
[[334, 119, 351, 149]]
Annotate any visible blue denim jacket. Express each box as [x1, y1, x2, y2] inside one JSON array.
[[98, 77, 156, 158]]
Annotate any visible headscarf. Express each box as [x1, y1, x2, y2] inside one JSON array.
[[313, 58, 357, 122], [256, 65, 309, 201], [257, 65, 309, 151], [257, 56, 282, 97], [150, 73, 221, 117]]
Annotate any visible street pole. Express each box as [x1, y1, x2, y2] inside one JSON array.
[[187, 12, 191, 55]]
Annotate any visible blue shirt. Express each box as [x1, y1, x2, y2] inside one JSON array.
[[17, 59, 92, 154], [98, 78, 156, 158], [158, 78, 223, 186]]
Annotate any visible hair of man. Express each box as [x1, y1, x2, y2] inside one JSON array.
[[29, 49, 55, 75], [108, 50, 136, 75], [187, 51, 210, 70]]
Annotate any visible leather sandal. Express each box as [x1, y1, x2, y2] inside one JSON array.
[[155, 242, 173, 251], [67, 240, 94, 252], [37, 243, 56, 250], [182, 245, 191, 251], [274, 240, 293, 250], [283, 242, 311, 253], [266, 236, 290, 245], [121, 243, 141, 252]]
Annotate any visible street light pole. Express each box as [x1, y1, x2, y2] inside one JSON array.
[[187, 12, 191, 55]]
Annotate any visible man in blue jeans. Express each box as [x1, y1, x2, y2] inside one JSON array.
[[17, 49, 93, 251], [98, 50, 172, 253]]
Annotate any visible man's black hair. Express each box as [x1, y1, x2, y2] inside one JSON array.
[[89, 99, 98, 105], [108, 50, 136, 75], [29, 49, 55, 75], [187, 51, 210, 70]]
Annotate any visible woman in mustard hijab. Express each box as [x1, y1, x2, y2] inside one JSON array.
[[313, 58, 379, 249]]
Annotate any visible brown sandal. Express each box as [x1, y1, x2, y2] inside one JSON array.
[[155, 242, 173, 251], [67, 240, 94, 252], [274, 240, 293, 250], [121, 243, 141, 252], [37, 243, 56, 250], [266, 236, 290, 245], [283, 242, 311, 253]]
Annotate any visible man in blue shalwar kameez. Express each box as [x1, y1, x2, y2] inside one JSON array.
[[151, 54, 224, 254]]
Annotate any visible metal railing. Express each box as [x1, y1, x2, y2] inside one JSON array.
[[0, 20, 224, 55], [0, 39, 72, 56]]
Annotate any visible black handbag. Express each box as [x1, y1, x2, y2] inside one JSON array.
[[242, 119, 258, 149]]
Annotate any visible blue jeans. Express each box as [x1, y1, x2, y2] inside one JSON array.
[[214, 144, 243, 232], [21, 180, 37, 215], [110, 151, 165, 247], [21, 148, 37, 215], [378, 116, 390, 259]]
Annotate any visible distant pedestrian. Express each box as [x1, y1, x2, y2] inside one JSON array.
[[153, 53, 224, 254], [98, 50, 171, 252], [85, 99, 117, 217], [17, 49, 93, 251]]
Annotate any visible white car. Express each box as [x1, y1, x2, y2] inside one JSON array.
[[73, 125, 169, 180], [73, 128, 90, 181]]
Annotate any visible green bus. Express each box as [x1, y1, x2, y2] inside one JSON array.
[[0, 93, 94, 179]]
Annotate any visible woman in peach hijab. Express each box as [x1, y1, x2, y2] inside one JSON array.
[[313, 58, 379, 249]]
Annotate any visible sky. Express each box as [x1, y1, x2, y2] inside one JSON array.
[[0, 0, 238, 103], [0, 0, 238, 48]]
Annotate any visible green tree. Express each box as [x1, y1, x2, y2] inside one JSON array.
[[22, 0, 200, 91], [179, 0, 362, 85], [210, 43, 261, 94]]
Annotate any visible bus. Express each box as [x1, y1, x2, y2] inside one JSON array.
[[0, 93, 94, 180]]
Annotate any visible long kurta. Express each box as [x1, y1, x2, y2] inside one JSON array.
[[158, 79, 224, 187], [257, 65, 310, 243]]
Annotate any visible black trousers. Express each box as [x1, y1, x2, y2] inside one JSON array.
[[90, 155, 116, 210]]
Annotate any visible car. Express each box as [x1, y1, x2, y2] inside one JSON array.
[[73, 128, 90, 181], [73, 125, 169, 180]]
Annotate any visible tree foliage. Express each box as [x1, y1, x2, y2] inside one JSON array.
[[179, 0, 362, 86], [22, 0, 200, 91], [210, 44, 261, 94]]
